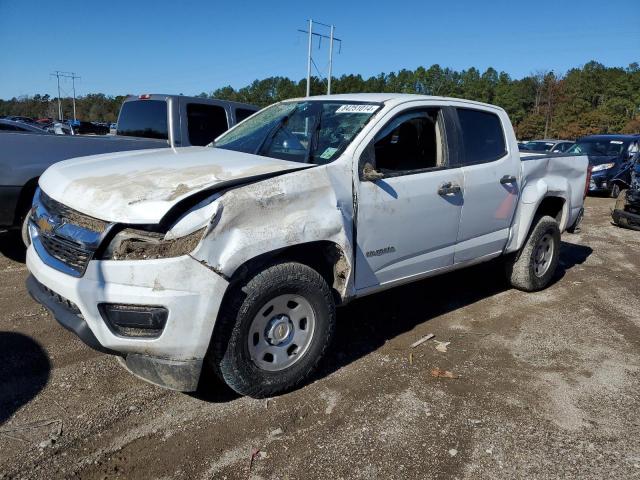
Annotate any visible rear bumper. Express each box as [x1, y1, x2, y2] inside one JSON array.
[[26, 241, 230, 391]]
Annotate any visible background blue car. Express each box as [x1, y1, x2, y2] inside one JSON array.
[[567, 134, 640, 197]]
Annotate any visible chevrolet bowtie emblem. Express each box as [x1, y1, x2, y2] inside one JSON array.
[[37, 216, 56, 234]]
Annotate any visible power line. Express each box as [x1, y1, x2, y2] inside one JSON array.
[[297, 19, 342, 96]]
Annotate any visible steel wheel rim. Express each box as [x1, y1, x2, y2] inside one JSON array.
[[248, 294, 316, 371], [533, 232, 554, 277]]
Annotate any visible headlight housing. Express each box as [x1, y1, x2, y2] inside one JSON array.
[[103, 227, 206, 260], [591, 162, 615, 172], [102, 197, 222, 260]]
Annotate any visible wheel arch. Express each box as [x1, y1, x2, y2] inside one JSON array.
[[228, 240, 350, 305], [506, 194, 567, 254], [13, 177, 39, 225]]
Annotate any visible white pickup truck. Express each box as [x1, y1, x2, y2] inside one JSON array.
[[25, 94, 589, 397]]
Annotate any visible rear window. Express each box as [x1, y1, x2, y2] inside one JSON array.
[[116, 100, 168, 140], [186, 103, 228, 146], [457, 108, 506, 164]]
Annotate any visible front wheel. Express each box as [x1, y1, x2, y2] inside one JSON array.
[[505, 215, 561, 292], [209, 262, 336, 398]]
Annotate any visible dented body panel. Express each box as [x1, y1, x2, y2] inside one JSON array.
[[26, 93, 588, 391]]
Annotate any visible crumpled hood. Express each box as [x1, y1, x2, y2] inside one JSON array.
[[39, 146, 311, 224]]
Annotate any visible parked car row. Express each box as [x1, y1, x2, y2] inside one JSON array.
[[519, 135, 640, 197]]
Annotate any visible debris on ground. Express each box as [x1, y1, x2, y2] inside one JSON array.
[[409, 352, 413, 365], [449, 448, 458, 457], [269, 428, 283, 438], [430, 368, 459, 379], [435, 341, 450, 353], [410, 333, 435, 348], [248, 447, 261, 476]]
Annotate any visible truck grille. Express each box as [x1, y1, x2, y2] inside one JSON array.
[[31, 189, 111, 277], [40, 192, 108, 233], [39, 233, 93, 275]]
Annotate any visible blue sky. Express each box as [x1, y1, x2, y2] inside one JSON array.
[[0, 0, 638, 99]]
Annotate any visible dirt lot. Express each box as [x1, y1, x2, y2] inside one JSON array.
[[0, 196, 639, 479]]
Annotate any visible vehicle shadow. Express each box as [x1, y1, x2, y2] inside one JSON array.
[[189, 367, 240, 403], [0, 232, 26, 263], [0, 332, 50, 426], [317, 240, 592, 382]]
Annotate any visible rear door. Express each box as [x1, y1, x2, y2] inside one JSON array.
[[453, 107, 520, 263], [354, 104, 464, 289]]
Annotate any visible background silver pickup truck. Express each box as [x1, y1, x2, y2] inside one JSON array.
[[25, 94, 588, 398], [0, 94, 257, 236]]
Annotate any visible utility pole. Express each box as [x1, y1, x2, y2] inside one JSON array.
[[50, 71, 81, 121], [50, 71, 63, 121], [68, 72, 80, 122], [327, 24, 335, 95], [297, 20, 341, 96], [306, 19, 313, 97]]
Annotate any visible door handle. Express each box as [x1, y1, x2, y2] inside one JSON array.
[[500, 175, 517, 185], [438, 182, 462, 196]]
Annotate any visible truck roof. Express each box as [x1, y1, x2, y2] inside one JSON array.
[[123, 93, 258, 110], [286, 93, 505, 111]]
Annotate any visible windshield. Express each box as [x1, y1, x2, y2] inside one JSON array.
[[523, 141, 555, 152], [212, 100, 381, 164], [567, 139, 628, 156]]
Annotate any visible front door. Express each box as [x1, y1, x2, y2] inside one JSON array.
[[354, 107, 464, 290]]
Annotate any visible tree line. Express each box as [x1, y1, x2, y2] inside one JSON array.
[[2, 61, 638, 139]]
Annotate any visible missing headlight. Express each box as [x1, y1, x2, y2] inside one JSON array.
[[104, 228, 206, 260]]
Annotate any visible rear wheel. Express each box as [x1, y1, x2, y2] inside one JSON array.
[[209, 262, 336, 398], [505, 215, 561, 292]]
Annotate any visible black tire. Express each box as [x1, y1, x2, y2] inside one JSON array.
[[505, 215, 561, 292], [21, 214, 31, 248], [209, 262, 336, 398], [610, 183, 621, 198]]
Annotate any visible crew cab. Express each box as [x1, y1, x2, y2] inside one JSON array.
[[25, 94, 589, 397], [0, 94, 257, 238]]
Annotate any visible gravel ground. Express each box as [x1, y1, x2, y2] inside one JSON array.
[[0, 196, 638, 479]]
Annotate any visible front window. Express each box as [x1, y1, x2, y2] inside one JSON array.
[[213, 101, 381, 164], [567, 139, 628, 156]]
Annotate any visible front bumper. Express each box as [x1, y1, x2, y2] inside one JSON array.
[[589, 173, 613, 193], [26, 243, 229, 391]]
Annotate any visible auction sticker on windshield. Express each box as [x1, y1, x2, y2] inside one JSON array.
[[335, 104, 380, 114]]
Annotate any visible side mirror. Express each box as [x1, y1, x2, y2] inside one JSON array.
[[361, 162, 385, 182]]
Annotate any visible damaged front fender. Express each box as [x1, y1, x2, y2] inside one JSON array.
[[190, 164, 356, 299]]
